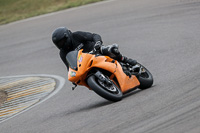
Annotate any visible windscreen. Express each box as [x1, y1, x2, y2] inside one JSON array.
[[66, 50, 78, 70]]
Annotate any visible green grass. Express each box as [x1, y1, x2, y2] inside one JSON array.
[[0, 0, 104, 25]]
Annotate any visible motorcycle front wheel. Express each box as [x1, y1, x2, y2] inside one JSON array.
[[87, 75, 122, 102]]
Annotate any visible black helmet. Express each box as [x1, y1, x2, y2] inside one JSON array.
[[52, 27, 71, 49]]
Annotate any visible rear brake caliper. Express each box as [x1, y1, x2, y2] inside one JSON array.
[[131, 64, 143, 76]]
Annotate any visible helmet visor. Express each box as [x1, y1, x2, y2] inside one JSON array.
[[56, 37, 67, 49]]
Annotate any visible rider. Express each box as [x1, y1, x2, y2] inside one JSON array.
[[52, 27, 137, 72]]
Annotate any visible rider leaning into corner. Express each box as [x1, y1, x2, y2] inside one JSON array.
[[51, 27, 137, 76]]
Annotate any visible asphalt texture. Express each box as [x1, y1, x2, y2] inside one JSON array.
[[1, 0, 200, 132]]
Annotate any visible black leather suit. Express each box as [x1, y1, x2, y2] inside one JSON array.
[[59, 31, 103, 69]]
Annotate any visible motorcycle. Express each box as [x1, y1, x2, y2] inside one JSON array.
[[66, 48, 153, 102]]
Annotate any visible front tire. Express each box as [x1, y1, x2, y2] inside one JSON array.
[[87, 75, 122, 102]]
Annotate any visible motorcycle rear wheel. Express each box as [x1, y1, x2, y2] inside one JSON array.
[[137, 64, 153, 90], [87, 75, 122, 102]]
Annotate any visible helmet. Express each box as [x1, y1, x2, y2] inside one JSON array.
[[52, 27, 71, 49]]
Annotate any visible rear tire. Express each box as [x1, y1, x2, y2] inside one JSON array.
[[137, 64, 153, 90], [87, 75, 122, 102]]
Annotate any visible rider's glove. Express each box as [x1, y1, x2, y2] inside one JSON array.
[[94, 41, 102, 51]]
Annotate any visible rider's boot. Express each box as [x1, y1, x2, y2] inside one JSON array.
[[100, 44, 137, 77], [121, 56, 137, 66], [100, 44, 136, 63], [100, 44, 137, 66]]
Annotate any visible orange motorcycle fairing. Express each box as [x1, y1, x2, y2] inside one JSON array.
[[112, 63, 140, 93], [68, 50, 140, 93]]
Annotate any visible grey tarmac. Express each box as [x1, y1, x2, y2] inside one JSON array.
[[0, 0, 200, 132]]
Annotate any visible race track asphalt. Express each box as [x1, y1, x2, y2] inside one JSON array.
[[1, 0, 200, 132]]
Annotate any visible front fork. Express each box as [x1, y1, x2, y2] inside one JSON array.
[[94, 71, 112, 86]]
